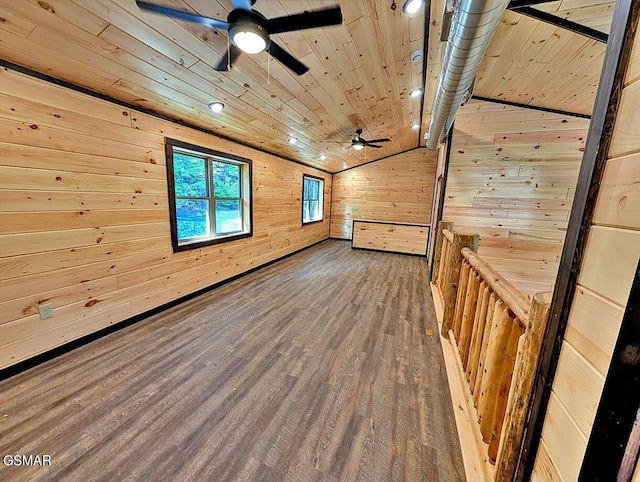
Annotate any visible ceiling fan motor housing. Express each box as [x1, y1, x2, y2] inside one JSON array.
[[228, 10, 271, 53]]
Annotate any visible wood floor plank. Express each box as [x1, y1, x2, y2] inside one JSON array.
[[0, 240, 465, 481]]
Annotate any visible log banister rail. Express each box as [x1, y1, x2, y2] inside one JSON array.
[[430, 221, 552, 482], [461, 247, 529, 326]]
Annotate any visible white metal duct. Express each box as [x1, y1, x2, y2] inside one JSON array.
[[426, 0, 510, 150]]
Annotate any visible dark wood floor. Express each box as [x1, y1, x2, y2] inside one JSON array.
[[0, 240, 465, 482]]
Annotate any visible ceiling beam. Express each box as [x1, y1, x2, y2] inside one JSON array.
[[471, 95, 591, 119], [507, 0, 558, 8], [509, 6, 609, 43]]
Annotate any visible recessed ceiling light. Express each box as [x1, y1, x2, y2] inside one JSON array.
[[410, 88, 423, 98], [208, 101, 225, 113], [412, 123, 420, 129], [402, 0, 424, 14], [288, 137, 297, 144], [343, 163, 348, 169], [320, 154, 326, 160], [411, 50, 424, 63]]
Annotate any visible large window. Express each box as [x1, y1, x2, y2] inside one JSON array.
[[165, 138, 252, 251], [302, 174, 324, 224]]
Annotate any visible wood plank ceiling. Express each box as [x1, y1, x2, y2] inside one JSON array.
[[0, 0, 615, 173]]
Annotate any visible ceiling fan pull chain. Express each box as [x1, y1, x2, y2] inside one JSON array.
[[227, 35, 231, 71], [268, 54, 271, 86]]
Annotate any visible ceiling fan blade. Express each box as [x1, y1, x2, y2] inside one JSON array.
[[367, 144, 384, 148], [268, 42, 309, 76], [214, 45, 241, 71], [266, 6, 343, 34], [229, 0, 252, 11], [365, 138, 391, 143], [136, 1, 229, 29]]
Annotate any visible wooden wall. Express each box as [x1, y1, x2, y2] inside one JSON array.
[[0, 68, 331, 370], [443, 100, 591, 297], [330, 149, 436, 240], [531, 26, 640, 482]]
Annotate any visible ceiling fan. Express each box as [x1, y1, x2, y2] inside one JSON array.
[[351, 129, 391, 150], [136, 0, 343, 76]]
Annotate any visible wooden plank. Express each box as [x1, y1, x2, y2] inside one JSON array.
[[593, 152, 640, 229], [578, 226, 640, 305], [565, 285, 624, 376], [0, 303, 133, 368], [626, 28, 640, 86], [0, 118, 162, 164], [0, 210, 168, 235], [530, 440, 562, 482], [551, 341, 605, 437], [0, 190, 167, 213], [609, 79, 640, 158], [0, 237, 169, 281], [0, 93, 163, 150], [540, 393, 588, 481]]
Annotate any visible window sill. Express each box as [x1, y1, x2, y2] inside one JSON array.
[[173, 230, 252, 252], [302, 219, 324, 226]]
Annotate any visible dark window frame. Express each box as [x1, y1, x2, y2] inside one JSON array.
[[301, 173, 324, 225], [165, 137, 253, 252]]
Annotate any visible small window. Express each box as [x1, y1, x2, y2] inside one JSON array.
[[165, 138, 252, 251], [302, 174, 324, 224]]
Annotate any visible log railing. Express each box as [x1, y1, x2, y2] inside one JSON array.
[[432, 221, 551, 481]]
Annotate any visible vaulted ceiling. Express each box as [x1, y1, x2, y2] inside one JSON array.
[[0, 0, 615, 173]]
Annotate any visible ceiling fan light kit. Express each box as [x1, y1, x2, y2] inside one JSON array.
[[230, 20, 269, 54], [136, 0, 343, 76]]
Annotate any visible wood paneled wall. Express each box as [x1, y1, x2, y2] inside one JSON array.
[[351, 221, 429, 255], [0, 68, 331, 370], [531, 27, 640, 482], [443, 100, 590, 297], [330, 149, 436, 239]]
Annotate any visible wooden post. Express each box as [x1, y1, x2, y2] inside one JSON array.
[[473, 292, 497, 407], [467, 283, 490, 381], [478, 301, 513, 442], [488, 321, 525, 462], [495, 292, 552, 482], [459, 271, 481, 367], [452, 261, 471, 340], [432, 221, 453, 284], [441, 233, 480, 337], [438, 239, 450, 291]]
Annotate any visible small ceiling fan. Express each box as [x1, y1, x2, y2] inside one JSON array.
[[351, 129, 391, 150], [136, 0, 343, 76]]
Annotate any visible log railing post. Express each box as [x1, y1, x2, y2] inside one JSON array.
[[441, 232, 479, 337], [494, 292, 552, 482], [432, 221, 453, 284]]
